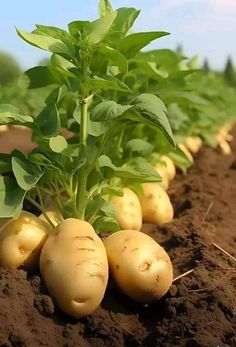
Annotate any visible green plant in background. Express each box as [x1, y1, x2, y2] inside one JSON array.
[[0, 51, 21, 85], [224, 56, 236, 87]]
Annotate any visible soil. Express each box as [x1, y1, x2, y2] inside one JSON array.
[[0, 131, 236, 347]]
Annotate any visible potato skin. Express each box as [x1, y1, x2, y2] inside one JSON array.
[[103, 230, 173, 303], [185, 136, 203, 154], [138, 183, 173, 226], [40, 218, 109, 318], [0, 211, 49, 268], [154, 165, 169, 191], [218, 140, 232, 155], [159, 155, 176, 180], [112, 188, 142, 231]]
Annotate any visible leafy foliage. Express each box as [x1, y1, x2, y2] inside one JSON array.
[[0, 1, 235, 232]]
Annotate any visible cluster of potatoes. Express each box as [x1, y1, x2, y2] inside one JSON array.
[[112, 155, 176, 231], [0, 128, 232, 318], [0, 145, 195, 318], [0, 212, 174, 318]]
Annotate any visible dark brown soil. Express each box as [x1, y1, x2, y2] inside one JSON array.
[[1, 131, 236, 347]]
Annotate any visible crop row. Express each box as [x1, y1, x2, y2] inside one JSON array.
[[0, 0, 235, 318]]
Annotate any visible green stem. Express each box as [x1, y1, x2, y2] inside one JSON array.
[[76, 96, 91, 220], [80, 98, 88, 148], [26, 195, 55, 229]]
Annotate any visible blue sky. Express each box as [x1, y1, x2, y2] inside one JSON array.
[[0, 0, 236, 70]]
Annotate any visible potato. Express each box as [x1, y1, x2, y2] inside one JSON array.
[[112, 188, 142, 231], [138, 183, 173, 226], [0, 125, 8, 133], [178, 143, 193, 163], [154, 164, 169, 191], [160, 155, 176, 180], [103, 230, 173, 303], [218, 140, 232, 155], [185, 136, 203, 154], [0, 211, 49, 268], [39, 210, 63, 228], [40, 218, 109, 318]]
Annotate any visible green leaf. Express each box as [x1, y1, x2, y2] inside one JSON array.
[[141, 49, 180, 68], [119, 32, 170, 58], [159, 91, 209, 106], [107, 8, 140, 40], [99, 0, 113, 17], [98, 155, 161, 183], [0, 154, 12, 174], [0, 176, 26, 218], [28, 153, 54, 167], [51, 54, 75, 71], [68, 21, 89, 36], [35, 104, 60, 137], [83, 11, 117, 44], [16, 29, 74, 57], [168, 148, 192, 172], [90, 101, 132, 121], [18, 66, 58, 89], [125, 139, 154, 157], [73, 101, 109, 136], [98, 155, 117, 172], [117, 160, 161, 183], [88, 76, 131, 93], [0, 104, 33, 125], [49, 135, 68, 153], [99, 46, 128, 74], [129, 94, 175, 146], [12, 151, 44, 191], [93, 216, 120, 232], [100, 185, 124, 197], [86, 197, 116, 222], [34, 24, 73, 43]]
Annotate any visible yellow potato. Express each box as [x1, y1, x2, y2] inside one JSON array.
[[0, 125, 8, 133], [112, 188, 142, 231], [0, 211, 49, 268], [154, 164, 169, 191], [185, 136, 203, 154], [218, 140, 232, 155], [103, 230, 173, 303], [40, 218, 109, 318], [159, 155, 176, 180], [138, 183, 173, 226]]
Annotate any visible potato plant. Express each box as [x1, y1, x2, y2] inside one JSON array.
[[0, 0, 235, 318], [0, 0, 176, 316]]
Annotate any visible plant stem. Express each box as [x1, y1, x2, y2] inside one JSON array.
[[26, 195, 55, 229], [76, 96, 90, 220], [80, 98, 88, 147]]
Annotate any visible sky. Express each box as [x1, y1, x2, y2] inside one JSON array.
[[0, 0, 236, 70]]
